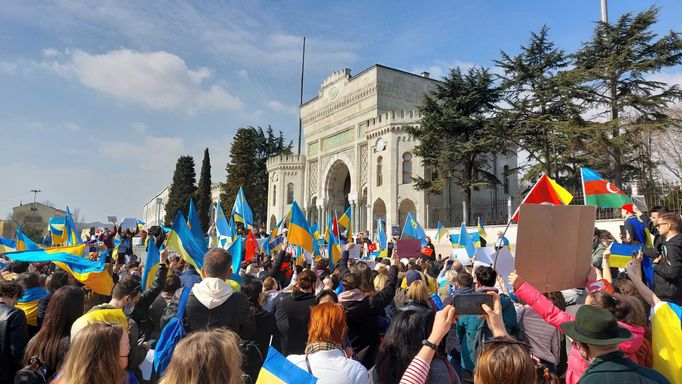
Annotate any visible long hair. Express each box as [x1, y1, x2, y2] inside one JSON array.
[[350, 261, 375, 295], [24, 286, 84, 370], [241, 276, 264, 313], [406, 280, 429, 302], [58, 322, 127, 384], [374, 309, 435, 384], [474, 336, 536, 384], [307, 303, 346, 345], [159, 329, 243, 384]]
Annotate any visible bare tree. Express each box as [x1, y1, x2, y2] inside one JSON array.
[[652, 108, 682, 183]]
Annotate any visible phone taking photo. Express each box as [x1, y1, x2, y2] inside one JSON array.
[[454, 293, 494, 315]]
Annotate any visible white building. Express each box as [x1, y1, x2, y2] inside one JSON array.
[[143, 183, 224, 228], [266, 65, 518, 234]]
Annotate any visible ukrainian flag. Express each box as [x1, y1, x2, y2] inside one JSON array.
[[434, 221, 448, 242], [609, 243, 642, 268], [458, 223, 476, 258], [166, 211, 208, 273], [651, 301, 682, 383], [327, 227, 341, 268], [287, 202, 313, 255], [401, 212, 427, 246], [16, 226, 40, 251], [49, 217, 66, 246], [232, 186, 254, 228], [111, 242, 120, 261], [5, 245, 114, 295], [309, 224, 321, 241], [142, 241, 160, 290], [265, 215, 288, 256], [0, 237, 16, 254], [256, 346, 317, 384], [64, 207, 81, 245], [338, 206, 352, 238], [187, 198, 205, 244], [16, 286, 48, 327], [477, 217, 487, 240]]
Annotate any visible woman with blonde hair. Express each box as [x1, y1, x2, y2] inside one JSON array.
[[473, 337, 537, 384], [54, 322, 133, 384], [159, 329, 243, 384], [398, 271, 434, 314], [287, 302, 368, 383]]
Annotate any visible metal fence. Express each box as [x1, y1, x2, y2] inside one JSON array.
[[427, 183, 682, 228]]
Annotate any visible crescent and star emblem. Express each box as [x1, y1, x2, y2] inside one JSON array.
[[605, 182, 619, 194]]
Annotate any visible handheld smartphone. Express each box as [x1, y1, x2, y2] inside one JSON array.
[[454, 293, 494, 315], [387, 242, 393, 258]]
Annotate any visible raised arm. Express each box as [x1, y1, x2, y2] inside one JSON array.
[[626, 254, 661, 308], [509, 271, 575, 331]]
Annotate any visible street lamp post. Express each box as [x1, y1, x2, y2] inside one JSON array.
[[156, 198, 163, 226]]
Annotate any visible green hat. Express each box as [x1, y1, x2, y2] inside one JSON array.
[[560, 305, 632, 346]]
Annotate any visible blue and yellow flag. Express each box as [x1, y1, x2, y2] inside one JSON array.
[[287, 202, 314, 255], [137, 220, 145, 231], [0, 237, 17, 254], [5, 245, 114, 295], [187, 198, 204, 244], [64, 207, 81, 246], [214, 200, 231, 246], [309, 224, 321, 241], [232, 186, 254, 228], [265, 215, 288, 256], [477, 217, 487, 240], [167, 211, 208, 273], [227, 236, 243, 283], [229, 217, 237, 243], [16, 286, 48, 327], [434, 221, 448, 242], [459, 223, 476, 258], [376, 219, 387, 250], [49, 217, 66, 246], [16, 226, 40, 251], [401, 212, 427, 246], [142, 241, 160, 290], [608, 243, 643, 268], [327, 226, 342, 269], [256, 346, 317, 384], [338, 206, 352, 238], [651, 301, 682, 383]]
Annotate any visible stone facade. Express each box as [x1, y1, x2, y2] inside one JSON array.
[[267, 65, 518, 234]]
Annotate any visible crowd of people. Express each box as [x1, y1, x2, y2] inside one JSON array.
[[0, 205, 680, 384]]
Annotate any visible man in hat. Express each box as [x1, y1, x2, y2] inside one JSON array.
[[562, 305, 669, 384]]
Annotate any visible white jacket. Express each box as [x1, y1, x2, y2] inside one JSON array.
[[287, 349, 369, 384]]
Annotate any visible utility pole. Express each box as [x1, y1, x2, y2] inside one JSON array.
[[600, 0, 608, 23], [30, 189, 41, 212], [297, 37, 306, 155]]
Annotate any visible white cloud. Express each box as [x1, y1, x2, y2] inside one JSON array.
[[410, 59, 478, 80], [45, 48, 244, 113], [266, 100, 298, 117], [132, 122, 148, 134], [42, 48, 60, 57], [99, 135, 186, 171]]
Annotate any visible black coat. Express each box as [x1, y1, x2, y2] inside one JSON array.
[[161, 287, 255, 340], [653, 234, 682, 305], [130, 264, 168, 341], [275, 290, 315, 355], [253, 309, 281, 359], [0, 304, 28, 384], [338, 251, 398, 369]]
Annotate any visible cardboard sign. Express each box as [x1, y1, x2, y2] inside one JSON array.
[[452, 248, 472, 265], [515, 205, 596, 292], [107, 216, 117, 223], [396, 239, 421, 258], [391, 225, 400, 237]]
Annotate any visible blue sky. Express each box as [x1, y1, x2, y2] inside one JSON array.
[[1, 1, 680, 222]]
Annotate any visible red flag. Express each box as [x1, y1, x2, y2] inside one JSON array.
[[368, 243, 377, 252], [245, 229, 259, 263], [420, 245, 433, 257], [512, 174, 574, 222]]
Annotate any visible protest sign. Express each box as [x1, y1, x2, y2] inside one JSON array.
[[120, 218, 137, 231], [515, 205, 595, 292], [452, 248, 472, 265], [396, 239, 421, 258], [107, 216, 117, 223]]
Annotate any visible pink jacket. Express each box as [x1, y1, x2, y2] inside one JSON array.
[[515, 282, 645, 384]]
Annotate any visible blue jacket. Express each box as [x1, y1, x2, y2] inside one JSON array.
[[456, 287, 521, 372], [180, 268, 202, 288]]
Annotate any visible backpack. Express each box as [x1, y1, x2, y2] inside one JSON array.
[[14, 356, 49, 384], [153, 287, 191, 376]]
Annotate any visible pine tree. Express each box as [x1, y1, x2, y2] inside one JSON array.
[[571, 6, 682, 186], [164, 155, 197, 226], [195, 148, 212, 233], [222, 126, 292, 226], [407, 67, 504, 223], [496, 26, 585, 187]]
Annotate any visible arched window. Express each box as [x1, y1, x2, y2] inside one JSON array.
[[503, 165, 510, 194], [376, 156, 383, 187], [402, 152, 413, 184], [272, 184, 276, 206], [287, 183, 294, 204]]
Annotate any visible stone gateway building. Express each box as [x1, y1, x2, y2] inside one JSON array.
[[267, 65, 517, 235]]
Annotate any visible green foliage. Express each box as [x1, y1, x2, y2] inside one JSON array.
[[195, 148, 212, 233], [164, 155, 197, 226], [222, 126, 292, 226], [407, 67, 503, 222], [569, 6, 682, 185]]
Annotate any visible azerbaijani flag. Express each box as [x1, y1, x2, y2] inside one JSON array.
[[287, 202, 314, 255], [581, 167, 632, 208], [651, 301, 682, 383], [5, 245, 114, 295], [256, 346, 317, 384], [512, 174, 573, 222]]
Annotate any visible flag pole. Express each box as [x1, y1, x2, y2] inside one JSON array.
[[297, 37, 306, 155]]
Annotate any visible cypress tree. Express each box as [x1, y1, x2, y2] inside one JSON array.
[[196, 148, 212, 233], [164, 155, 197, 226]]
